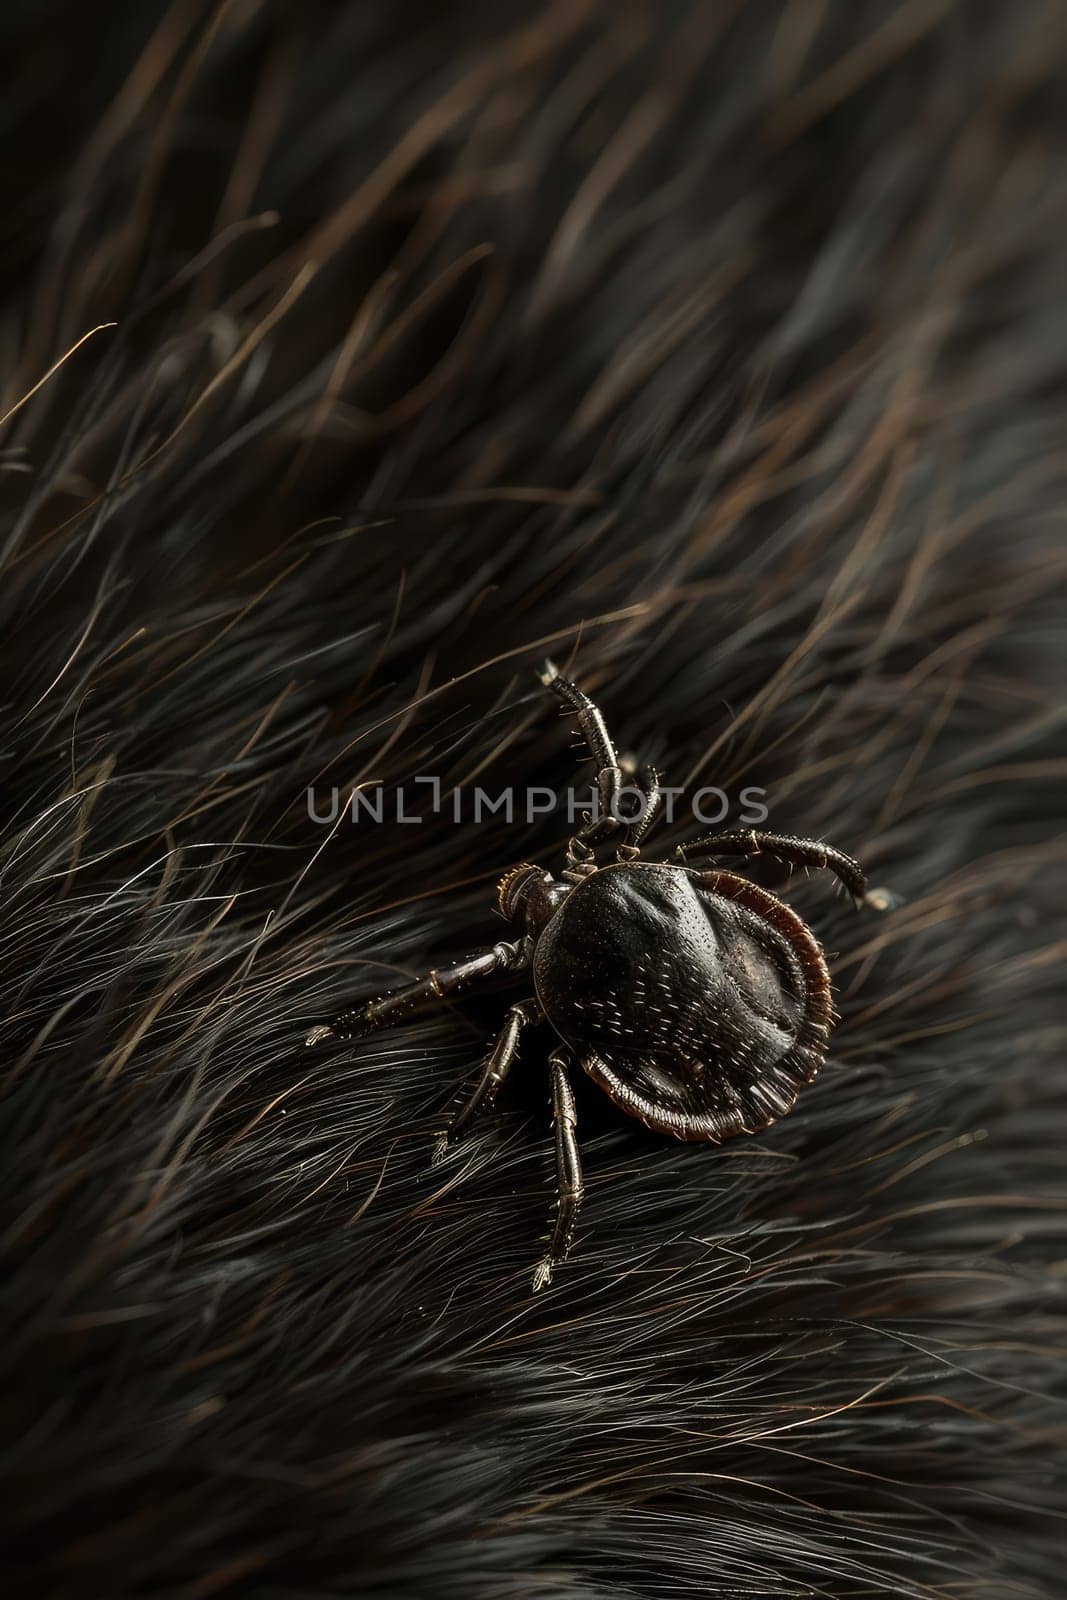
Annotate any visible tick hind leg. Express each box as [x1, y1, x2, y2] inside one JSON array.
[[532, 1047, 584, 1292], [434, 999, 541, 1160], [678, 828, 868, 906], [305, 940, 526, 1045]]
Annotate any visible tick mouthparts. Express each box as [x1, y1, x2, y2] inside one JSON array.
[[497, 861, 541, 920], [305, 1023, 336, 1047]]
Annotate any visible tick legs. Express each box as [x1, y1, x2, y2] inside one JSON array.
[[622, 763, 661, 852], [305, 940, 526, 1045], [540, 661, 624, 850], [677, 828, 868, 905], [434, 999, 541, 1159], [533, 1047, 584, 1292]]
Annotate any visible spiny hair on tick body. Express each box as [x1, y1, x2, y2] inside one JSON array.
[[1, 4, 1065, 1598]]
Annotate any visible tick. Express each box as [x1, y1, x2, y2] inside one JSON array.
[[306, 664, 874, 1289]]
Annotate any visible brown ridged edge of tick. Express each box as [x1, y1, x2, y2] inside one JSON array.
[[583, 868, 834, 1143]]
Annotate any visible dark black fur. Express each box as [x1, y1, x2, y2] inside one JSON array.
[[1, 4, 1065, 1596]]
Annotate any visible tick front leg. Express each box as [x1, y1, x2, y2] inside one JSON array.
[[677, 828, 868, 906], [619, 763, 660, 854], [434, 999, 541, 1160], [540, 661, 624, 849], [305, 940, 526, 1046], [532, 1047, 584, 1292]]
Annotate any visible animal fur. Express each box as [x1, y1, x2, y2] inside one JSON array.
[[1, 3, 1065, 1596]]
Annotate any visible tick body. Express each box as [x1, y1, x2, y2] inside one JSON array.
[[307, 665, 873, 1289], [532, 860, 832, 1143]]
